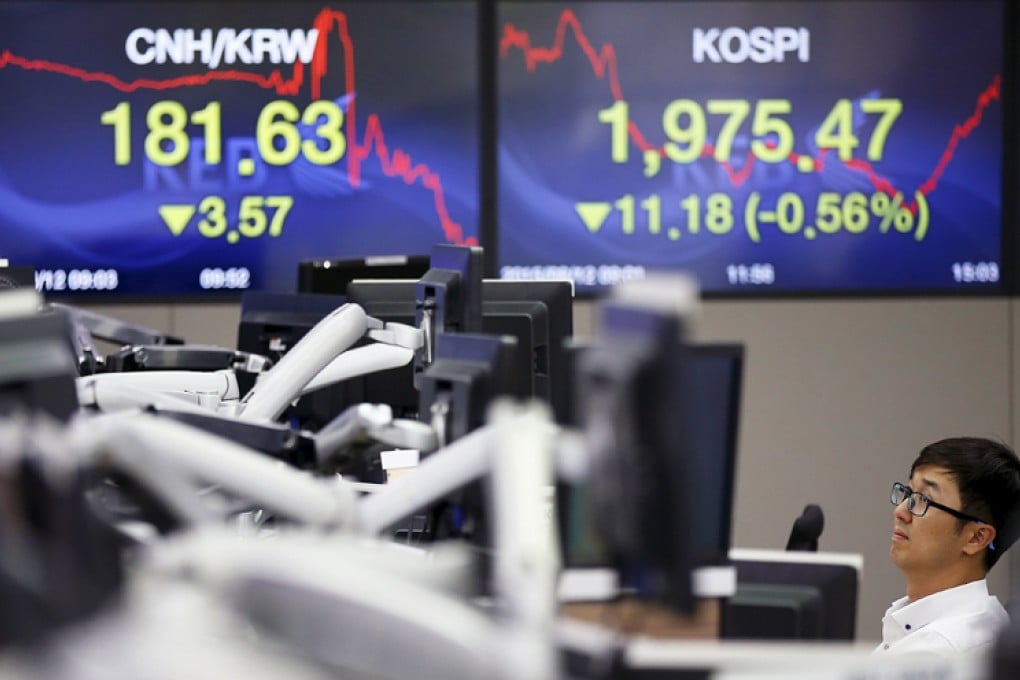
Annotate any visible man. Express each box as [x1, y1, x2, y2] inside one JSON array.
[[875, 437, 1020, 658]]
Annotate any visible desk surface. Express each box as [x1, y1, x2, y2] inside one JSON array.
[[557, 566, 736, 639], [561, 597, 721, 640]]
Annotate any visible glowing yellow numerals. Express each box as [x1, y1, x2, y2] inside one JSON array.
[[662, 99, 706, 163], [195, 195, 294, 239], [774, 192, 804, 234], [144, 101, 190, 166], [601, 98, 794, 165], [239, 195, 294, 237], [598, 100, 630, 164], [707, 99, 750, 162], [705, 193, 734, 234], [859, 98, 902, 161], [190, 102, 222, 164], [598, 97, 901, 166], [814, 100, 857, 161], [815, 98, 901, 161], [750, 99, 793, 162], [257, 102, 300, 165], [102, 101, 222, 166], [256, 100, 345, 166], [101, 99, 342, 167], [100, 102, 131, 166], [680, 193, 734, 235], [197, 196, 228, 238]]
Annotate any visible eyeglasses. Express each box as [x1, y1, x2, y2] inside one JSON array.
[[890, 482, 987, 524]]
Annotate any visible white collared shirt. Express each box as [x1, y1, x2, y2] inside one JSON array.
[[873, 579, 1009, 658]]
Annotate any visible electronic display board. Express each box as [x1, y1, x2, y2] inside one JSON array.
[[0, 2, 479, 298], [496, 1, 1007, 295]]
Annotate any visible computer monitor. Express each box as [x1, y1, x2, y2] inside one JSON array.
[[415, 331, 532, 572], [418, 331, 529, 443], [565, 298, 704, 614], [722, 548, 862, 641], [343, 278, 574, 420], [0, 303, 80, 422], [51, 303, 186, 347], [0, 2, 481, 299], [560, 341, 745, 571], [418, 245, 485, 337], [496, 1, 1008, 297], [477, 279, 574, 423], [297, 255, 432, 297]]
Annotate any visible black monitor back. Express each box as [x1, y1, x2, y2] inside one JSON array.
[[343, 279, 573, 420], [478, 279, 573, 423], [0, 308, 80, 422], [236, 291, 349, 362], [559, 342, 745, 570], [722, 551, 860, 641], [418, 332, 529, 442], [297, 255, 431, 297]]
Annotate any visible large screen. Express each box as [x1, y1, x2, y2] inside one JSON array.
[[0, 2, 479, 298], [496, 0, 1008, 295]]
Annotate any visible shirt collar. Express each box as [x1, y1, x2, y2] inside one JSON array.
[[888, 579, 991, 632]]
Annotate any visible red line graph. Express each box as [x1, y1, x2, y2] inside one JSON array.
[[0, 8, 473, 246], [500, 8, 1000, 211]]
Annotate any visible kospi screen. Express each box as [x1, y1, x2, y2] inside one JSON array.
[[496, 1, 1007, 295], [0, 2, 479, 298]]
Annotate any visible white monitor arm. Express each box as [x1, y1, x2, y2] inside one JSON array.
[[236, 303, 369, 423], [295, 316, 424, 398], [137, 399, 562, 680], [237, 307, 428, 423], [297, 343, 414, 398], [139, 527, 538, 680], [356, 400, 561, 670], [76, 369, 240, 413], [74, 304, 426, 427], [313, 403, 439, 467], [72, 411, 357, 531]]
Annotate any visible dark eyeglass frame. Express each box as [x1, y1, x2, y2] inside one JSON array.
[[890, 482, 987, 524]]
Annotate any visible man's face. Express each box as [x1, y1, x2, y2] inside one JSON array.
[[890, 465, 970, 574]]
